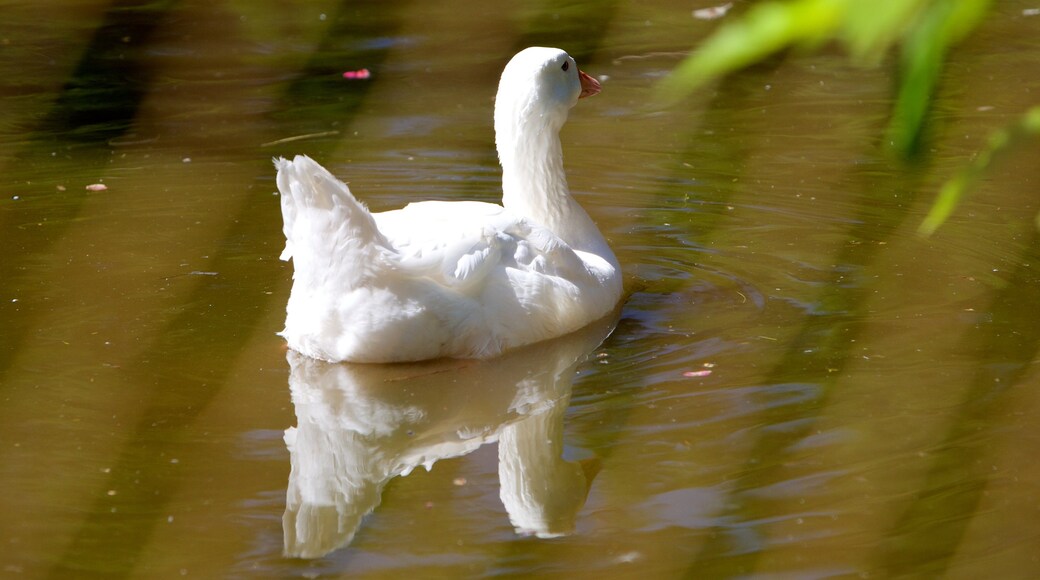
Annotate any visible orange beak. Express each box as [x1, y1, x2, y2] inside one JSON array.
[[578, 70, 601, 99]]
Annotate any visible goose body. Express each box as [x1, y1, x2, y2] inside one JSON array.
[[276, 47, 621, 363]]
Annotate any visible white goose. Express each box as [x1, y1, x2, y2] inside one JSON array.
[[275, 47, 621, 363]]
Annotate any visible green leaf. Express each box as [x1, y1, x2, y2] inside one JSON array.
[[842, 0, 928, 64], [657, 0, 847, 102], [919, 105, 1040, 236], [886, 0, 992, 158]]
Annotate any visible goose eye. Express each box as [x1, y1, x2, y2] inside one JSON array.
[[561, 61, 570, 72]]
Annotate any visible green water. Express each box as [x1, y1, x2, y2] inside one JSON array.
[[1, 0, 1039, 578]]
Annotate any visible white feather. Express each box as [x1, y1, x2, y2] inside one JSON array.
[[275, 47, 621, 362]]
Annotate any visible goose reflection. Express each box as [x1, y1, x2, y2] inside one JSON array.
[[282, 311, 618, 558]]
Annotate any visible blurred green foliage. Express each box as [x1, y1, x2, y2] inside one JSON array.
[[659, 0, 992, 157], [919, 105, 1040, 235], [660, 0, 1040, 233]]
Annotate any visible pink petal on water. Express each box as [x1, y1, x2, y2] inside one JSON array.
[[342, 68, 371, 80]]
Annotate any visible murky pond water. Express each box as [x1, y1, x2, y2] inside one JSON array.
[[2, 0, 1040, 578]]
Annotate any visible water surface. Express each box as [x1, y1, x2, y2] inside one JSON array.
[[2, 0, 1039, 578]]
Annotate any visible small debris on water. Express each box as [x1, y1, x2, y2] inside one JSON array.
[[452, 477, 467, 486], [342, 68, 371, 80], [683, 363, 715, 378], [693, 3, 732, 20], [85, 183, 108, 192], [261, 130, 340, 148], [615, 551, 643, 563]]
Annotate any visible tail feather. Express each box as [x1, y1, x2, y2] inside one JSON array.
[[275, 155, 395, 290]]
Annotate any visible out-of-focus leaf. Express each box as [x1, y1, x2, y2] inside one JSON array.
[[660, 0, 992, 160], [887, 0, 992, 158], [919, 105, 1040, 236], [658, 0, 846, 102], [842, 0, 928, 64]]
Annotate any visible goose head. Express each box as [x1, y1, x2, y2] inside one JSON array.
[[494, 47, 600, 157]]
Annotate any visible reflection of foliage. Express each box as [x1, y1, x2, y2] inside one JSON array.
[[659, 0, 1040, 233]]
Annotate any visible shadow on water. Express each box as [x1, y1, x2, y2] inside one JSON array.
[[274, 0, 407, 143], [573, 54, 789, 474], [0, 0, 180, 384], [41, 0, 180, 142], [675, 75, 1040, 580], [512, 0, 620, 64], [44, 1, 408, 576], [679, 77, 929, 574], [685, 158, 924, 578], [674, 28, 1040, 579], [875, 225, 1040, 577], [642, 54, 788, 289]]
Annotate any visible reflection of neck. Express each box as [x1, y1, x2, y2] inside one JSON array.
[[497, 398, 589, 538], [283, 428, 384, 558]]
